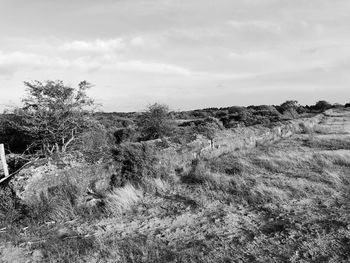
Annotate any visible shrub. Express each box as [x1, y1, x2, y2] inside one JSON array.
[[196, 117, 223, 143], [5, 80, 96, 155], [114, 127, 138, 144], [314, 100, 332, 112], [137, 103, 176, 140], [190, 110, 210, 118], [74, 123, 111, 162], [214, 110, 228, 119], [227, 106, 246, 114], [0, 186, 24, 224], [113, 142, 158, 186], [278, 100, 299, 113]]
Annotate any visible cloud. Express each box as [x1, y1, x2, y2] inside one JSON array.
[[130, 36, 146, 46], [61, 38, 125, 52], [66, 55, 192, 75], [227, 20, 282, 32], [112, 60, 192, 75], [0, 51, 70, 75], [0, 49, 192, 76]]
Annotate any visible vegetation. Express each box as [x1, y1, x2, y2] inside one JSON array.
[[2, 80, 95, 155], [314, 100, 333, 112], [1, 80, 350, 262], [137, 103, 175, 140]]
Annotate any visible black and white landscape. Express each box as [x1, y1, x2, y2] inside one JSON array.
[[1, 1, 350, 262]]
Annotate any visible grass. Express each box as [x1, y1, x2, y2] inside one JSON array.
[[2, 112, 350, 262], [105, 184, 142, 216], [303, 137, 350, 150]]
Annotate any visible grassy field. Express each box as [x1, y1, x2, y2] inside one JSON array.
[[1, 109, 350, 262]]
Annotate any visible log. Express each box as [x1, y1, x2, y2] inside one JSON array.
[[0, 144, 9, 177]]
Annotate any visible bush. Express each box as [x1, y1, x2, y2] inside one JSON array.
[[0, 186, 24, 224], [227, 106, 246, 114], [74, 123, 111, 162], [314, 100, 332, 112], [137, 103, 176, 140], [5, 80, 96, 155], [196, 117, 223, 143], [114, 127, 138, 144], [113, 142, 158, 186], [278, 100, 298, 113]]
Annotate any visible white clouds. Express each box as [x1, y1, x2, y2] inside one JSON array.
[[228, 51, 272, 60], [61, 39, 125, 53], [0, 48, 192, 76], [0, 51, 70, 75], [0, 51, 38, 67], [0, 0, 350, 111], [130, 37, 146, 46], [227, 20, 282, 32], [112, 60, 191, 75]]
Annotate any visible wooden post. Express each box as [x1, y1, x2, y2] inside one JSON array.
[[0, 144, 9, 177]]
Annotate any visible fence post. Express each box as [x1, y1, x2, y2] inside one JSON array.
[[0, 144, 9, 177]]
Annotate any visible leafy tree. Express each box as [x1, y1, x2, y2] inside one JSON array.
[[314, 100, 332, 112], [7, 80, 95, 154], [137, 103, 175, 140]]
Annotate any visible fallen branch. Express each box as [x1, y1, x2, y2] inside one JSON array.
[[0, 157, 40, 185]]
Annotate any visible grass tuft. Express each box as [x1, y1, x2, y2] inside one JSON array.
[[105, 184, 142, 216]]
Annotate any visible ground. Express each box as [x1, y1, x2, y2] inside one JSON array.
[[1, 109, 350, 262]]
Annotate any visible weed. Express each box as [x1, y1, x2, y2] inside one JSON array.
[[105, 184, 142, 216]]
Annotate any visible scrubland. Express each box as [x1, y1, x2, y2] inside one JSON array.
[[1, 107, 350, 262]]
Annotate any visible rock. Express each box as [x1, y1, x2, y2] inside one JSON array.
[[31, 249, 44, 262], [10, 160, 115, 203]]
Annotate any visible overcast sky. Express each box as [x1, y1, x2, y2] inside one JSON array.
[[0, 0, 349, 111]]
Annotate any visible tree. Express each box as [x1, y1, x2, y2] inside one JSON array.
[[137, 103, 175, 140], [7, 80, 95, 154], [314, 100, 332, 112]]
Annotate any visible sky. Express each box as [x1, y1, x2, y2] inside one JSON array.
[[0, 0, 349, 112]]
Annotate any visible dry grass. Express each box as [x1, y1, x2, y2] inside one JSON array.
[[303, 137, 350, 150], [105, 184, 142, 216], [27, 180, 81, 222], [3, 112, 350, 262], [180, 135, 350, 209]]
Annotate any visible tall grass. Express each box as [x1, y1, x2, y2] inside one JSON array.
[[105, 184, 142, 216]]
